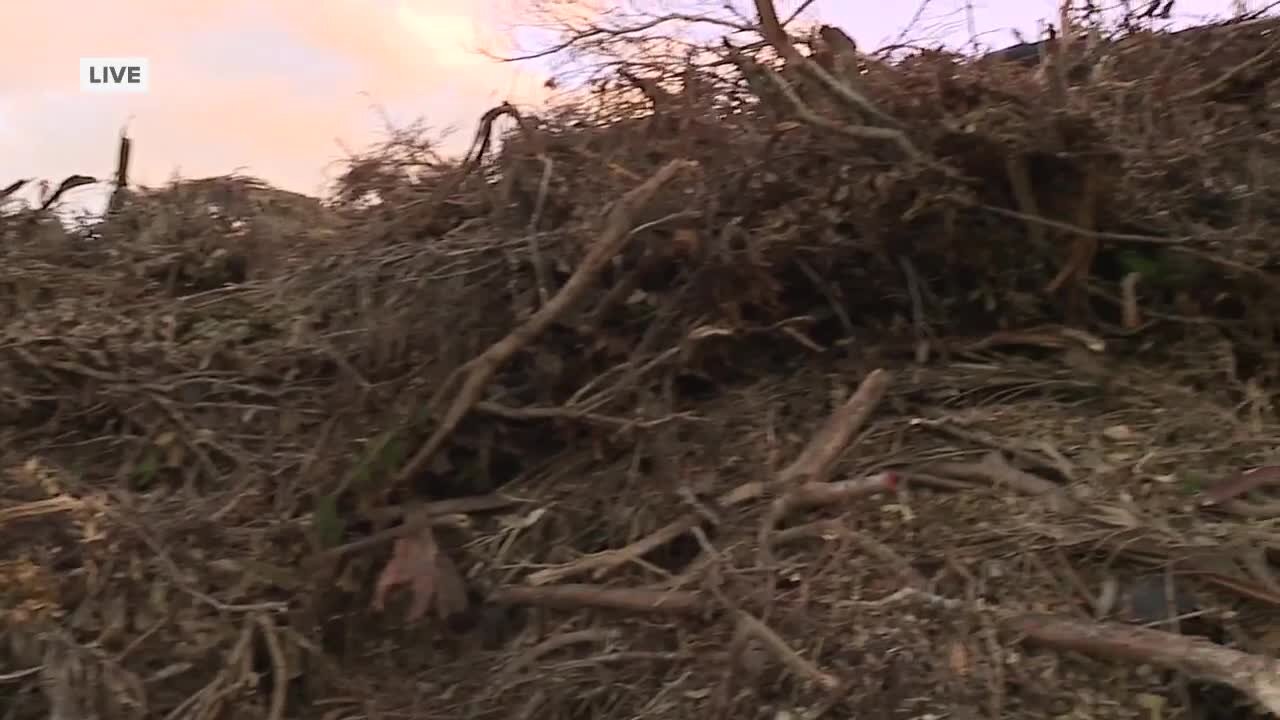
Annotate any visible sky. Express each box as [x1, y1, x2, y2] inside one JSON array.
[[0, 0, 1254, 212]]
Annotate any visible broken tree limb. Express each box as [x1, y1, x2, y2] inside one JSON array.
[[752, 0, 907, 133], [772, 472, 898, 517], [474, 399, 701, 430], [760, 63, 921, 158], [525, 475, 766, 587], [490, 584, 706, 615], [1005, 613, 1280, 716], [526, 513, 703, 587], [388, 159, 699, 494], [107, 130, 132, 214], [923, 451, 1079, 513], [526, 371, 891, 588], [776, 369, 891, 485], [736, 610, 841, 690], [848, 587, 1280, 715], [758, 370, 893, 616]]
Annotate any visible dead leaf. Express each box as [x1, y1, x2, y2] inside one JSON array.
[[947, 641, 970, 677], [165, 443, 185, 468], [1101, 425, 1134, 442], [1093, 504, 1142, 529], [372, 523, 439, 622], [371, 508, 469, 622]]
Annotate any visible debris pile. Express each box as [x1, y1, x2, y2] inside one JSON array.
[[4, 5, 1280, 719]]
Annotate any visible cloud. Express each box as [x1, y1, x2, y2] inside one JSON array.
[[0, 0, 555, 206]]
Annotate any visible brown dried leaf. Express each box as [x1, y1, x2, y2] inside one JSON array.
[[372, 522, 440, 622], [947, 641, 970, 677]]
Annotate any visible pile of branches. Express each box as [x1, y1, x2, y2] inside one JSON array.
[[4, 1, 1280, 718]]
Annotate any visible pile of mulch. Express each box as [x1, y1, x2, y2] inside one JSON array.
[[3, 3, 1280, 719]]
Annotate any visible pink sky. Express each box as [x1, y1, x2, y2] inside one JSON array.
[[0, 0, 1247, 211]]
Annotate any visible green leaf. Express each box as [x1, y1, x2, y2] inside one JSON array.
[[1116, 250, 1164, 280], [378, 433, 406, 474], [313, 494, 344, 548], [135, 449, 159, 485]]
